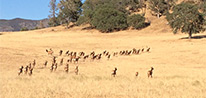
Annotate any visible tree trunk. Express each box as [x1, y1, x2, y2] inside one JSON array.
[[189, 31, 192, 39], [157, 13, 160, 18], [66, 21, 69, 29]]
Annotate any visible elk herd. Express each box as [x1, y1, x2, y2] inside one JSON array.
[[18, 47, 154, 78]]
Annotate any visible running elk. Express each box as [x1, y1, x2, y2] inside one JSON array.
[[46, 48, 53, 55], [148, 67, 154, 78], [64, 64, 69, 73], [111, 67, 117, 77], [75, 66, 79, 75], [18, 66, 24, 75]]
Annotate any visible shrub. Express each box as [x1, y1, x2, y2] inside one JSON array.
[[127, 14, 146, 29], [20, 27, 29, 31]]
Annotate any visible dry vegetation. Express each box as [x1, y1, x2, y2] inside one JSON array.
[[1, 17, 206, 98]]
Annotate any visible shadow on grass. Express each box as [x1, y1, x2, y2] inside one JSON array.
[[181, 35, 206, 39], [81, 26, 95, 30]]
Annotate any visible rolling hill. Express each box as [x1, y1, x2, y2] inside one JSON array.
[[0, 18, 49, 32]]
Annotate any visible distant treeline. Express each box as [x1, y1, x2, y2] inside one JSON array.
[[48, 0, 206, 38]]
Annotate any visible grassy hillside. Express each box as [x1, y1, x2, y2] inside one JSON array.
[[0, 23, 206, 97]]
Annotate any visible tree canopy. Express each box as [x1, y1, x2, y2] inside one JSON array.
[[166, 2, 205, 39]]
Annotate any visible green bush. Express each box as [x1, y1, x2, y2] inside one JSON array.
[[127, 14, 146, 29], [91, 5, 128, 32], [20, 27, 29, 31]]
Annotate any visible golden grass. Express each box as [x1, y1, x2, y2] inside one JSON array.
[[0, 22, 206, 98]]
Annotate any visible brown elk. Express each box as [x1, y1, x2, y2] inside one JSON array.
[[32, 59, 36, 68], [92, 55, 98, 60], [59, 50, 63, 56], [79, 52, 85, 56], [111, 67, 117, 77], [65, 50, 69, 55], [75, 66, 79, 75], [24, 66, 29, 74], [97, 54, 102, 60], [148, 67, 154, 78], [128, 50, 132, 55], [141, 48, 144, 52], [29, 63, 32, 70], [44, 61, 48, 67], [46, 48, 53, 55], [135, 72, 139, 77], [60, 58, 64, 65], [83, 55, 89, 61], [64, 64, 69, 73], [54, 63, 58, 71], [53, 56, 57, 64], [90, 51, 95, 57], [146, 47, 150, 52], [136, 49, 140, 54], [105, 52, 109, 56], [50, 63, 54, 72], [107, 55, 111, 60], [113, 52, 118, 56], [18, 66, 24, 75], [74, 57, 81, 63], [29, 68, 33, 76], [132, 48, 137, 54]]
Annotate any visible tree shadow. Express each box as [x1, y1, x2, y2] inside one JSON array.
[[65, 24, 76, 29], [180, 35, 206, 39], [81, 26, 95, 30]]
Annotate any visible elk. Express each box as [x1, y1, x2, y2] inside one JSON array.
[[111, 67, 117, 77], [53, 56, 57, 64], [83, 55, 89, 61], [50, 63, 54, 72], [105, 52, 109, 56], [92, 55, 98, 60], [29, 68, 33, 76], [103, 50, 107, 55], [64, 64, 69, 73], [132, 48, 137, 54], [90, 51, 95, 57], [46, 48, 53, 55], [44, 61, 48, 67], [60, 58, 64, 65], [75, 66, 79, 75], [32, 59, 36, 68], [54, 63, 58, 71], [148, 67, 154, 78], [65, 50, 69, 55], [135, 72, 139, 77], [59, 50, 63, 56], [136, 49, 140, 54], [24, 66, 29, 74], [79, 52, 85, 56], [128, 50, 132, 55], [107, 54, 111, 60], [73, 52, 77, 58], [113, 52, 118, 56], [18, 66, 24, 75], [146, 47, 150, 52], [74, 57, 80, 63], [29, 63, 32, 70], [97, 54, 102, 60], [141, 48, 144, 52]]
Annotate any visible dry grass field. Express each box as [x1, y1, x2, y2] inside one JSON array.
[[1, 21, 206, 98]]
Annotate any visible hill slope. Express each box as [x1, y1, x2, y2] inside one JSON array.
[[0, 23, 206, 97], [0, 18, 49, 32]]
